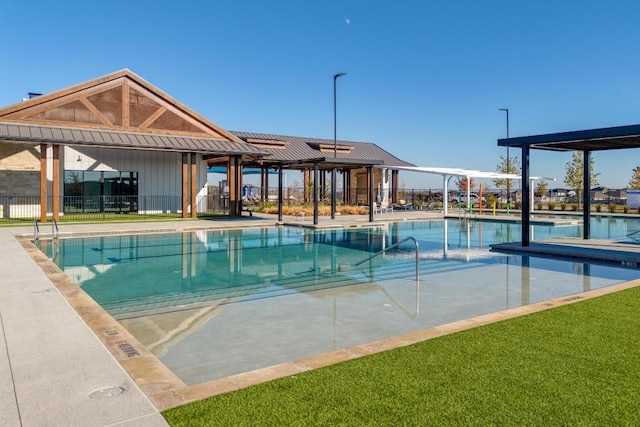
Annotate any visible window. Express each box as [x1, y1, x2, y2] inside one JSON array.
[[64, 170, 138, 213]]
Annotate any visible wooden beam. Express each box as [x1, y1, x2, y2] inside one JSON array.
[[228, 156, 243, 216], [122, 79, 130, 129], [138, 106, 167, 130], [40, 144, 47, 222], [190, 153, 197, 218], [79, 97, 113, 126], [52, 145, 60, 221], [182, 153, 188, 218]]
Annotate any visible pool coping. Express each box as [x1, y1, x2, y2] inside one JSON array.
[[19, 228, 640, 411]]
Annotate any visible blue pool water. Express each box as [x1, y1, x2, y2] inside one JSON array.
[[38, 217, 640, 385]]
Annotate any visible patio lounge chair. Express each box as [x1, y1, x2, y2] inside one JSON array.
[[373, 202, 392, 214], [393, 199, 413, 210]]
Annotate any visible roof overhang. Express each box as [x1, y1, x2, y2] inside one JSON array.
[[498, 123, 640, 152], [252, 157, 385, 170], [0, 122, 270, 158]]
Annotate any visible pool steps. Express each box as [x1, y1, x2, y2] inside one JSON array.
[[106, 255, 479, 319]]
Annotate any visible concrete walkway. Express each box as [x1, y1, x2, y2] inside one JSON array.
[[0, 227, 172, 426], [0, 227, 169, 426]]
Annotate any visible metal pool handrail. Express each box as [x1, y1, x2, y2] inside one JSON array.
[[354, 236, 420, 281], [52, 218, 59, 240], [33, 219, 59, 240]]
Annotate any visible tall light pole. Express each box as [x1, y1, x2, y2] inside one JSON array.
[[332, 72, 347, 219], [499, 108, 510, 205]]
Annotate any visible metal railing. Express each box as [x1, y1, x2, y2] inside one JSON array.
[[34, 218, 59, 240], [353, 236, 420, 317]]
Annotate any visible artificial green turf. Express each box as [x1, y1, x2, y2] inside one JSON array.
[[163, 286, 640, 426]]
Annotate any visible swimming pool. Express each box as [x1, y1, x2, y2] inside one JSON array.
[[37, 217, 640, 385]]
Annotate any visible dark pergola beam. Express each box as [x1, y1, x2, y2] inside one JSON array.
[[498, 123, 640, 151]]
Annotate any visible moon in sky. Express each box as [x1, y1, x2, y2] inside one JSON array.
[[345, 18, 350, 24]]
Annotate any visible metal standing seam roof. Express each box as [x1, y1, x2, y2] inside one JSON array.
[[230, 131, 414, 167], [0, 122, 270, 156]]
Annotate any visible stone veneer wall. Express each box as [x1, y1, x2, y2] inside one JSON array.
[[0, 143, 41, 196]]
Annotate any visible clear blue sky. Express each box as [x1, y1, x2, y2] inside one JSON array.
[[2, 1, 639, 189]]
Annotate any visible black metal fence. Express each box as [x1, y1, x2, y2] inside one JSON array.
[[1, 195, 191, 223], [0, 188, 631, 223]]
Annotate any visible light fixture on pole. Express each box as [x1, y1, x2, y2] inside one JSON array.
[[332, 72, 347, 220], [499, 108, 510, 205]]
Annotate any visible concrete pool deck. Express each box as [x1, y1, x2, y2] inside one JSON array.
[[2, 212, 640, 425]]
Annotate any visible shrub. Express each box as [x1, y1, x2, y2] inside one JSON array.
[[560, 202, 568, 211], [535, 203, 543, 211], [609, 203, 617, 213], [513, 201, 521, 210], [485, 193, 497, 208], [339, 205, 368, 215], [547, 202, 556, 211], [571, 203, 579, 211], [623, 205, 630, 213], [596, 204, 602, 212]]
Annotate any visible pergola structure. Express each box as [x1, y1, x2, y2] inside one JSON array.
[[229, 131, 414, 224], [498, 123, 640, 246], [269, 158, 385, 224]]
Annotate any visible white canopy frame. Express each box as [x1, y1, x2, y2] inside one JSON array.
[[386, 166, 551, 215]]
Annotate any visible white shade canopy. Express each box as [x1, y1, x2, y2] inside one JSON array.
[[385, 165, 524, 180]]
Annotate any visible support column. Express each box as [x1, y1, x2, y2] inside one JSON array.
[[313, 163, 319, 225], [368, 166, 374, 222], [263, 167, 269, 201], [228, 155, 242, 216], [343, 170, 349, 204], [52, 145, 60, 221], [521, 144, 531, 246], [182, 153, 189, 218], [303, 169, 311, 203], [443, 175, 449, 216], [331, 168, 336, 219], [392, 170, 399, 204], [319, 172, 326, 202], [261, 167, 267, 201], [583, 150, 591, 239], [278, 167, 283, 222], [40, 144, 48, 222], [190, 153, 197, 218]]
